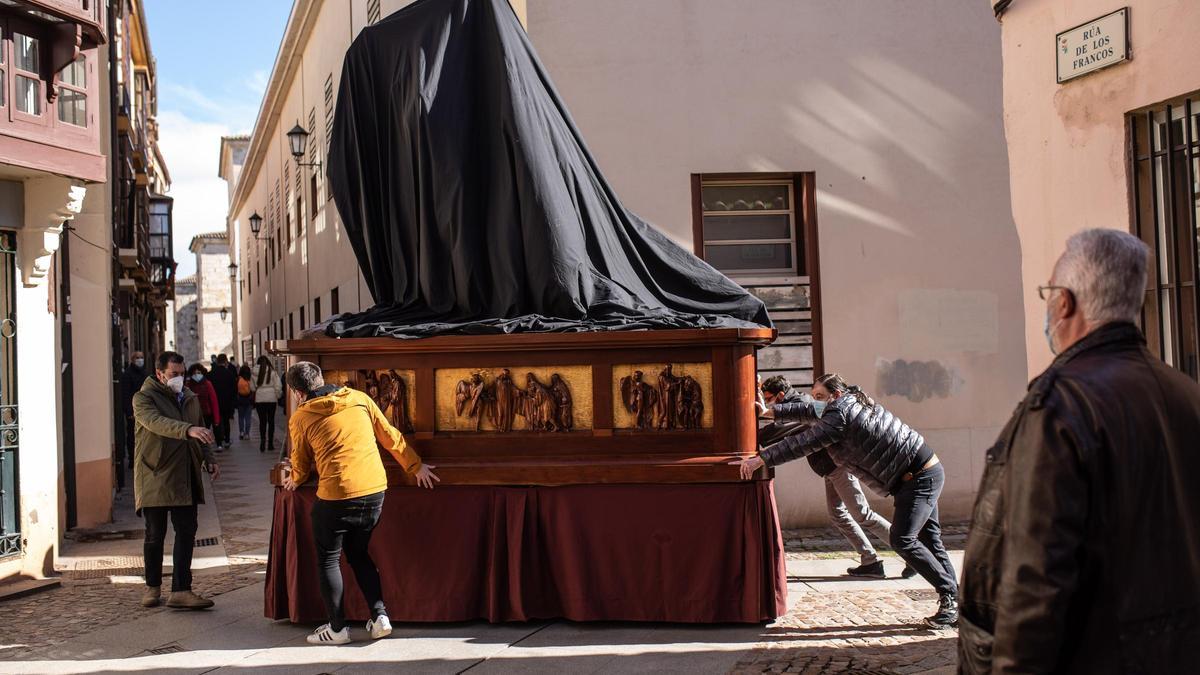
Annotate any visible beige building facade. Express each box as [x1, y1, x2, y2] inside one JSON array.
[[226, 0, 1026, 526], [992, 0, 1200, 383], [185, 233, 233, 364]]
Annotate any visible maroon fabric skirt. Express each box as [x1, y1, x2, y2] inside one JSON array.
[[265, 482, 787, 623]]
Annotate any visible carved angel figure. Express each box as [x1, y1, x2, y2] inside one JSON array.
[[454, 372, 490, 431], [549, 373, 573, 431], [620, 370, 660, 430]]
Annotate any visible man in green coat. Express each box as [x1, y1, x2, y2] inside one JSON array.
[[133, 351, 221, 609]]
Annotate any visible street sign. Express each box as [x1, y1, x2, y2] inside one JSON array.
[[1056, 8, 1129, 84]]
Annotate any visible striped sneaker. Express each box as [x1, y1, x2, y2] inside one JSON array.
[[366, 614, 392, 639], [306, 623, 351, 645]]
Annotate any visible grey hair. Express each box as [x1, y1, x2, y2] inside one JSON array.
[[285, 361, 325, 396], [1054, 228, 1149, 324]]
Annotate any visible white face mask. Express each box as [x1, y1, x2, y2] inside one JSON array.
[[811, 399, 828, 416], [191, 373, 204, 383], [133, 358, 145, 368], [166, 375, 185, 393]]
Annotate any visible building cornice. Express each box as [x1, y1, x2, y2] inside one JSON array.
[[228, 0, 323, 221]]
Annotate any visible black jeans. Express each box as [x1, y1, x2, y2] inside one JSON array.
[[255, 402, 277, 448], [143, 505, 198, 592], [217, 407, 233, 446], [311, 492, 387, 631], [890, 462, 958, 596]]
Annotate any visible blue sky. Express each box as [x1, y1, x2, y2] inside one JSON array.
[[145, 0, 292, 277]]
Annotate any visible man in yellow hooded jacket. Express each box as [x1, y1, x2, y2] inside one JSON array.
[[281, 361, 439, 645]]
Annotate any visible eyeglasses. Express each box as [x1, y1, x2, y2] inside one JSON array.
[[1037, 284, 1070, 300]]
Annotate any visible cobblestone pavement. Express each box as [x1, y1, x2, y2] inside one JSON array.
[[728, 526, 965, 674], [0, 421, 282, 664]]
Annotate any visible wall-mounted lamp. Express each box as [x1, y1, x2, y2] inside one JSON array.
[[220, 307, 229, 322], [248, 212, 269, 240], [228, 261, 238, 280], [287, 122, 322, 171]]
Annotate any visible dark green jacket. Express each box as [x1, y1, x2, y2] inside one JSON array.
[[132, 377, 215, 511]]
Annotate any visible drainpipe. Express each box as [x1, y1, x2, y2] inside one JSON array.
[[108, 0, 126, 492], [60, 228, 77, 529]]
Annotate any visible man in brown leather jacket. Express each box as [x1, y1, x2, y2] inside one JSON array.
[[958, 229, 1200, 673]]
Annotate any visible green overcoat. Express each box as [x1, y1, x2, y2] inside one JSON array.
[[132, 377, 216, 512]]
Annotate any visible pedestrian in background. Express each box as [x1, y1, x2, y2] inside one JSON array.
[[958, 229, 1200, 672], [282, 361, 438, 645], [132, 351, 220, 610], [119, 350, 147, 473], [254, 355, 283, 453], [734, 373, 958, 629], [236, 364, 255, 441], [208, 354, 238, 449], [758, 375, 909, 580], [186, 364, 221, 435]]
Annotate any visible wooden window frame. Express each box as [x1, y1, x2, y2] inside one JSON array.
[[54, 53, 88, 130], [9, 18, 45, 126], [691, 171, 824, 380]]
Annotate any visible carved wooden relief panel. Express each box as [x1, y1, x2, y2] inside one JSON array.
[[323, 368, 417, 433], [436, 366, 593, 432], [613, 363, 713, 430]]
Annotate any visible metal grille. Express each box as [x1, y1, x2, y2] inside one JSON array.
[[0, 231, 19, 559], [194, 536, 219, 548], [1130, 95, 1200, 380], [146, 644, 184, 655], [367, 0, 381, 25]]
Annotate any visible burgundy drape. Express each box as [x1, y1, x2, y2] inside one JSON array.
[[265, 482, 787, 623]]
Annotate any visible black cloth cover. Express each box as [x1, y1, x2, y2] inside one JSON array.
[[325, 0, 771, 338]]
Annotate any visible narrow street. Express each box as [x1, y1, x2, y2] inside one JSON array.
[[1, 420, 959, 674]]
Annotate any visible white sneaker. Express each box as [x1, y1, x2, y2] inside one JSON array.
[[366, 614, 392, 639], [306, 623, 351, 645]]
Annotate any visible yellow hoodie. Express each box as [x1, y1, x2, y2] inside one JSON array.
[[289, 385, 422, 500]]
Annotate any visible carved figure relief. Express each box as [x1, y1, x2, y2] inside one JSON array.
[[452, 369, 574, 433], [323, 369, 416, 433], [620, 370, 661, 430], [358, 369, 414, 433], [550, 373, 573, 431], [620, 365, 706, 431]]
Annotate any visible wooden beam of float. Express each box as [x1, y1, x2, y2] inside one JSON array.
[[268, 327, 775, 486]]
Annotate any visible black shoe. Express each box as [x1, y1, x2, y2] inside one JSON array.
[[924, 593, 958, 629], [901, 565, 918, 579], [845, 561, 886, 578]]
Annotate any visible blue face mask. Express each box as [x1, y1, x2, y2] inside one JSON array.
[[811, 400, 828, 416]]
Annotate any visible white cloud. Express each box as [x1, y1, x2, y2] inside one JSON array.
[[156, 109, 235, 277]]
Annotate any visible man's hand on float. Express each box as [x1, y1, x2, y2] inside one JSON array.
[[728, 455, 765, 480], [282, 473, 296, 491], [415, 464, 441, 489]]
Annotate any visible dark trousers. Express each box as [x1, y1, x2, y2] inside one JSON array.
[[311, 492, 387, 631], [123, 414, 136, 467], [143, 505, 198, 592], [889, 462, 958, 596], [217, 407, 233, 446], [255, 402, 277, 448]]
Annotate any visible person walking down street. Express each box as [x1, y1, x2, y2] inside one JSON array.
[[254, 355, 283, 453], [958, 229, 1200, 673], [132, 351, 220, 610], [733, 373, 958, 629], [236, 364, 255, 441], [186, 364, 221, 435], [281, 362, 440, 645], [119, 350, 147, 473], [208, 354, 238, 449], [758, 375, 908, 580]]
